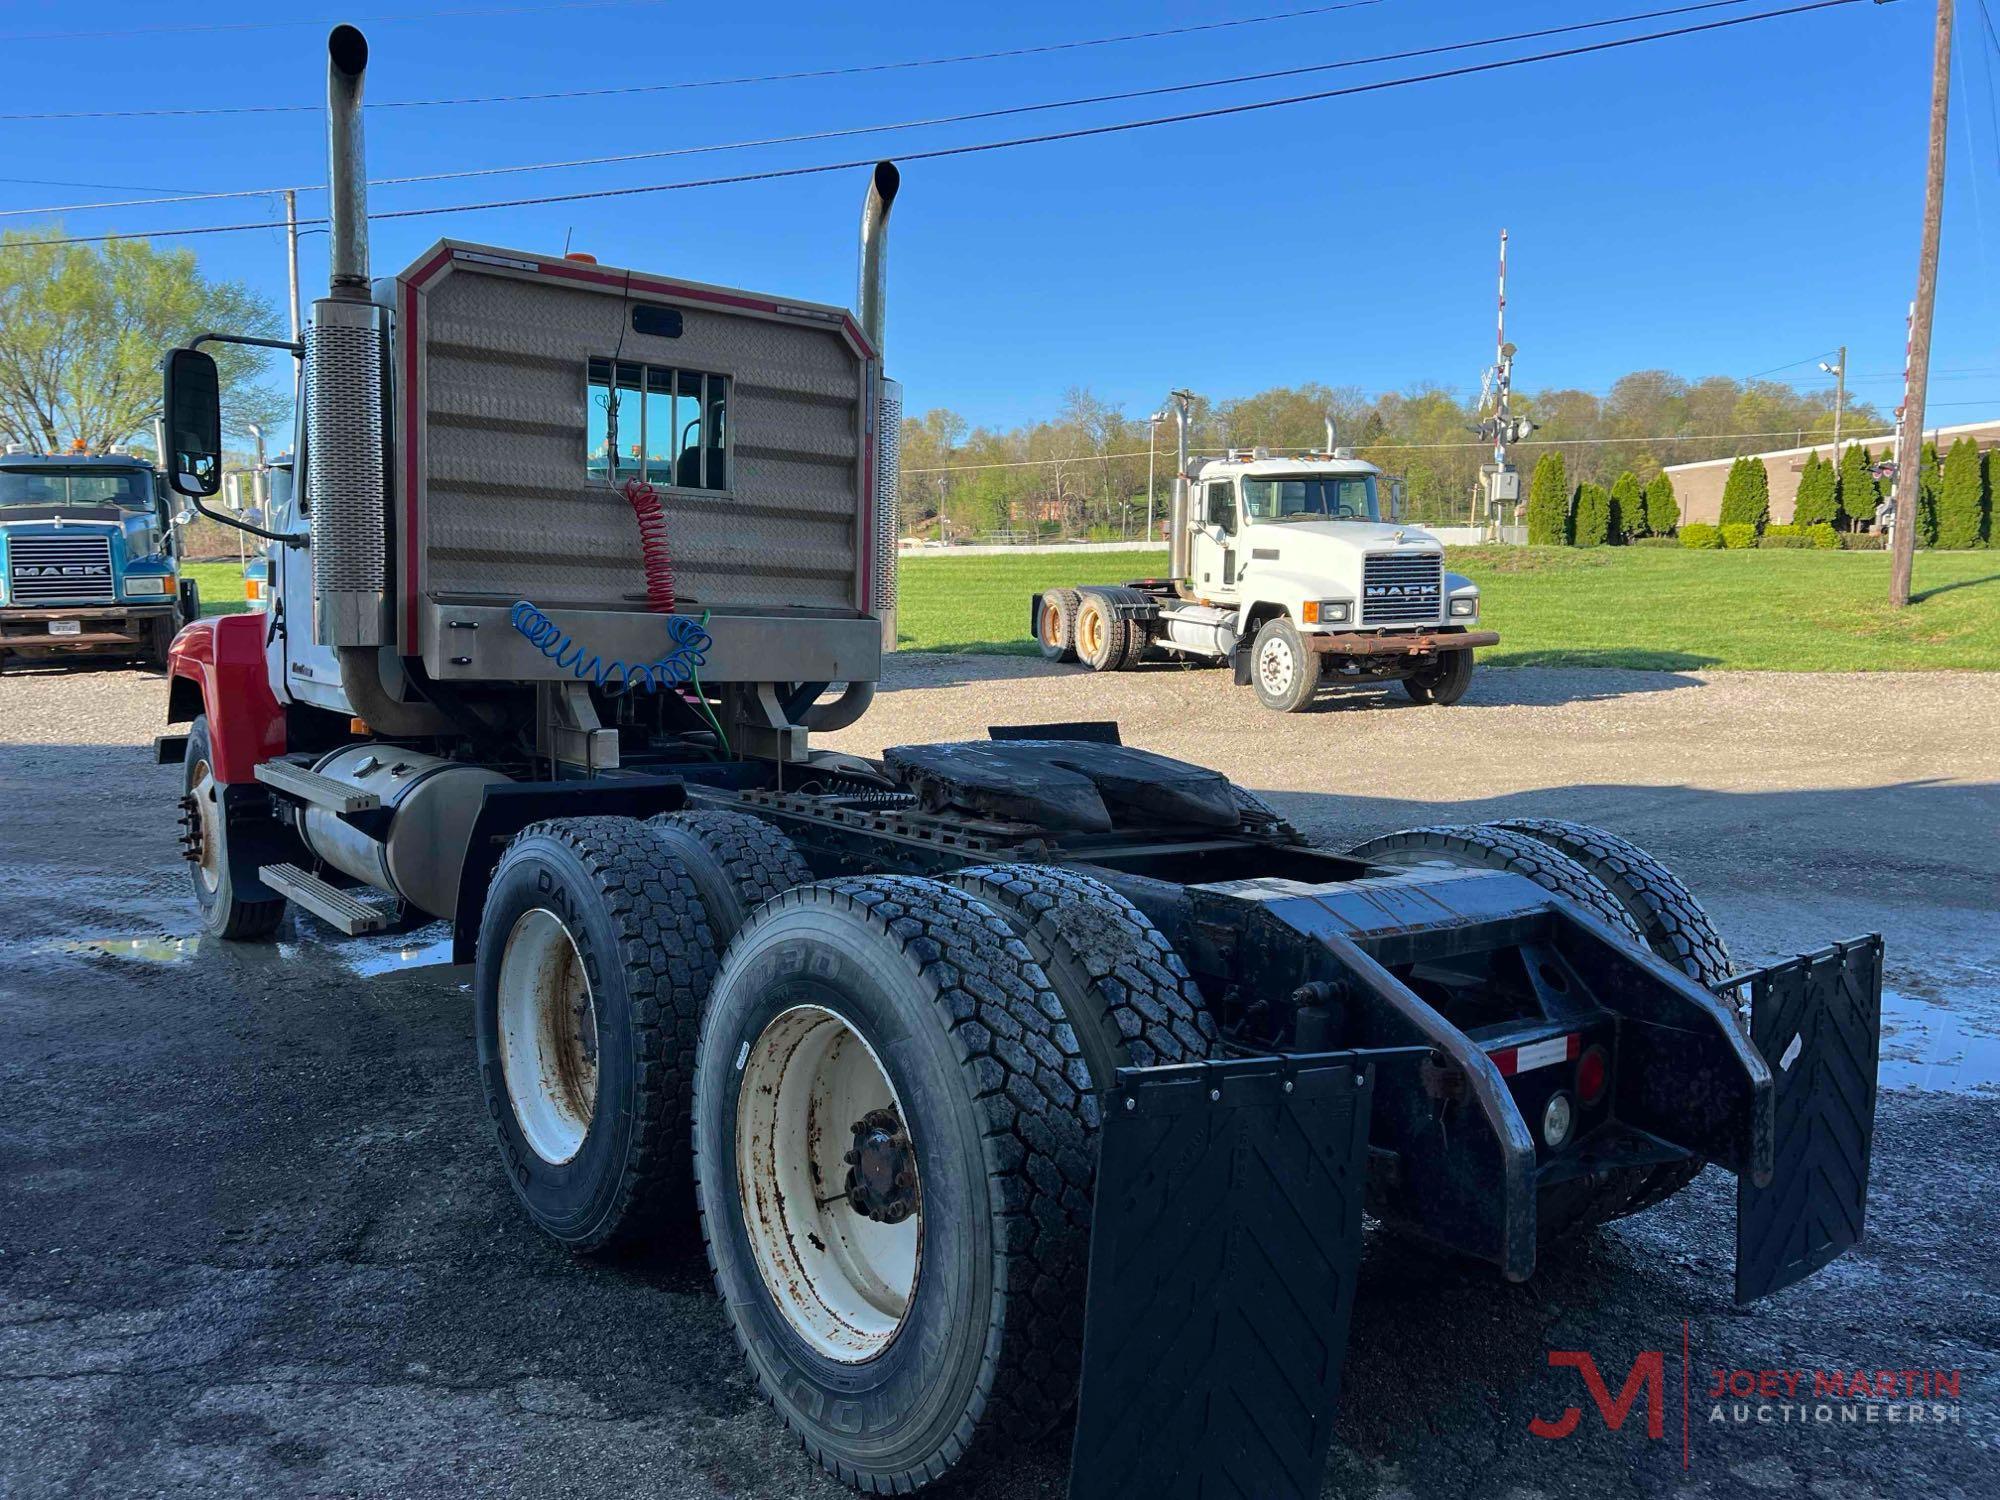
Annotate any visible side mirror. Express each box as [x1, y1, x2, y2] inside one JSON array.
[[1388, 479, 1408, 523], [163, 348, 222, 499]]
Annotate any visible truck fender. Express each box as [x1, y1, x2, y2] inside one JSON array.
[[165, 614, 286, 784]]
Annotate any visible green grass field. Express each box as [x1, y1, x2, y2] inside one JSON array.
[[896, 546, 2000, 671], [188, 548, 2000, 670]]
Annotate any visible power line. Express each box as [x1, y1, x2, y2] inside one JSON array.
[[0, 0, 1759, 219], [0, 0, 665, 45], [2, 0, 1870, 252], [0, 2, 1383, 121]]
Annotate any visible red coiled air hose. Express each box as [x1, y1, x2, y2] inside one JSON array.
[[621, 477, 677, 614]]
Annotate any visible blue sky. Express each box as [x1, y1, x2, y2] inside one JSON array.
[[9, 0, 2000, 435]]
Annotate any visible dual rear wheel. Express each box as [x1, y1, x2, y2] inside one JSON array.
[[473, 813, 1210, 1491]]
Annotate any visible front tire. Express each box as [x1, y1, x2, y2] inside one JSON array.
[[1250, 615, 1322, 712], [180, 715, 285, 941], [694, 877, 1095, 1492], [474, 816, 719, 1253], [1403, 649, 1474, 705]]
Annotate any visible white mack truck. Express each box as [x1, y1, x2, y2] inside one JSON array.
[[155, 27, 1886, 1500], [1035, 396, 1496, 711]]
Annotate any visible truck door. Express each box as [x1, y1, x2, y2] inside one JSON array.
[[1190, 479, 1238, 594]]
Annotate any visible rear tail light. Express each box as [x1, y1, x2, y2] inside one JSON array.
[[1575, 1044, 1609, 1106]]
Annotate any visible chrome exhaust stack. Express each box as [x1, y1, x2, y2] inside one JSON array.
[[309, 23, 391, 653], [1324, 412, 1338, 453], [309, 26, 446, 732], [861, 162, 900, 656], [1167, 389, 1193, 588], [803, 162, 900, 734]]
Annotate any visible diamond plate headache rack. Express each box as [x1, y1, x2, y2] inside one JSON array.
[[1068, 1048, 1422, 1500], [1731, 935, 1883, 1304]]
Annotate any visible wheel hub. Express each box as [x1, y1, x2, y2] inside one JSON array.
[[175, 792, 205, 863], [844, 1107, 918, 1224], [1258, 635, 1295, 695]]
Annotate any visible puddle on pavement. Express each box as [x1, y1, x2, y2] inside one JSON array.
[[1879, 985, 2000, 1095], [55, 925, 461, 981]]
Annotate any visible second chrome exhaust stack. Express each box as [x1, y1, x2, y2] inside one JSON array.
[[804, 162, 902, 732]]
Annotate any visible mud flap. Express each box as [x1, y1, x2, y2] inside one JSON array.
[[1734, 935, 1883, 1303], [1068, 1054, 1374, 1500]]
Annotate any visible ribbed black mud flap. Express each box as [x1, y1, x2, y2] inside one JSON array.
[[1068, 1055, 1374, 1500], [1734, 936, 1883, 1303]]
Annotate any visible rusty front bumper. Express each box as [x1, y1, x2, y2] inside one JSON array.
[[1304, 628, 1498, 656], [0, 604, 174, 652]]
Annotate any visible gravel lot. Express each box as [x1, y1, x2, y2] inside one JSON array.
[[2, 655, 1995, 1498]]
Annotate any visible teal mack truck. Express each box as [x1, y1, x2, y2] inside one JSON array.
[[0, 447, 199, 671]]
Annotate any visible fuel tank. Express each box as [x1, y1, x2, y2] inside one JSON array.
[[297, 744, 509, 917]]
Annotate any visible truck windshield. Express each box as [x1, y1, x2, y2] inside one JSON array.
[[1241, 475, 1378, 522], [0, 469, 153, 510]]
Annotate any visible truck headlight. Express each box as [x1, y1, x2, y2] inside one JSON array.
[[1320, 600, 1352, 624], [1448, 596, 1477, 619], [123, 576, 171, 597]]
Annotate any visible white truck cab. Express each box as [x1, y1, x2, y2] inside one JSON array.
[[1036, 402, 1497, 712]]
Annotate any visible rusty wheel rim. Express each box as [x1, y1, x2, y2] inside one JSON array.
[[736, 1005, 920, 1362], [496, 907, 599, 1166], [1078, 608, 1103, 661]]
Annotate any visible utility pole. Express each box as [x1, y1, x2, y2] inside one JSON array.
[[1891, 0, 1951, 608], [1820, 346, 1846, 456]]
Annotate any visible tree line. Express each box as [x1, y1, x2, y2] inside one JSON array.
[[898, 372, 1889, 541]]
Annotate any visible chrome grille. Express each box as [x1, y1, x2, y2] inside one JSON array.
[[8, 535, 114, 604], [1360, 551, 1444, 625]]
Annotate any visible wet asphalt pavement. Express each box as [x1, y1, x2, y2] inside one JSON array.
[[1, 657, 1995, 1498]]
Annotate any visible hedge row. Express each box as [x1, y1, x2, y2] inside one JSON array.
[[1529, 443, 1993, 549]]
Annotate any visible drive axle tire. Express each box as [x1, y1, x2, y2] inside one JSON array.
[[1073, 590, 1131, 672], [475, 816, 719, 1254], [950, 864, 1218, 1087], [1249, 615, 1322, 712], [1347, 824, 1643, 941], [693, 877, 1095, 1493], [1403, 649, 1474, 706], [1490, 819, 1732, 986], [181, 715, 285, 941], [646, 807, 812, 947], [1038, 588, 1081, 663]]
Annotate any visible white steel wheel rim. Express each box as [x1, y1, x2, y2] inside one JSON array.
[[496, 907, 599, 1166], [187, 759, 223, 894], [737, 1004, 920, 1363], [1258, 633, 1296, 696]]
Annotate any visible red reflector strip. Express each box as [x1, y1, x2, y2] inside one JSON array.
[[1489, 1032, 1581, 1077]]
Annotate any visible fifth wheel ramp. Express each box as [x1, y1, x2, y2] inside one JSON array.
[[1068, 1054, 1376, 1500], [1734, 935, 1883, 1303]]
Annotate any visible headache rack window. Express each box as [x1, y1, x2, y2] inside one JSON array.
[[586, 357, 730, 491]]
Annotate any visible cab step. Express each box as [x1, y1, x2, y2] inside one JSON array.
[[258, 863, 394, 935], [254, 759, 380, 814]]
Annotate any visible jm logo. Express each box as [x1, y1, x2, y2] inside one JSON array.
[[1529, 1350, 1666, 1440]]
